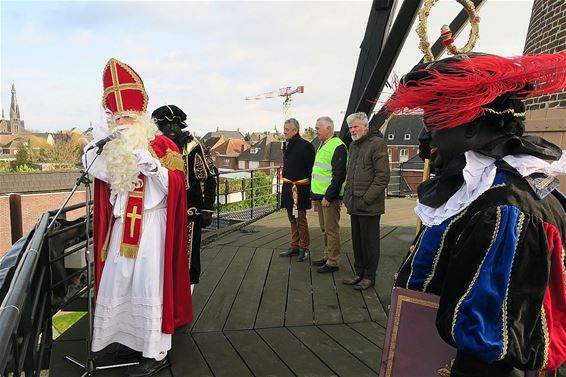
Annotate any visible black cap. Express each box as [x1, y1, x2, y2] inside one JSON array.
[[152, 105, 187, 126]]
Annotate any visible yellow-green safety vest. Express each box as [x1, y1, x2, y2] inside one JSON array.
[[311, 137, 345, 196]]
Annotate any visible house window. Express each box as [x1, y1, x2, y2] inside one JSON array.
[[223, 159, 230, 167], [404, 133, 411, 140], [250, 148, 258, 154], [387, 134, 394, 140], [400, 148, 408, 163], [387, 148, 392, 157]]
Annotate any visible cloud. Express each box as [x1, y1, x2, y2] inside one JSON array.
[[1, 1, 535, 135]]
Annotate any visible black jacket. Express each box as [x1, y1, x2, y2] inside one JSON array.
[[183, 138, 217, 220], [281, 134, 315, 211]]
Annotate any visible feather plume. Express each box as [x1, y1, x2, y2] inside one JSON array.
[[386, 52, 566, 130]]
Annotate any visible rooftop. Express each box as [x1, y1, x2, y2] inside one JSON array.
[[49, 198, 417, 376]]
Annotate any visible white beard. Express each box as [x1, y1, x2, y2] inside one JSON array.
[[103, 115, 158, 193], [351, 134, 361, 141]]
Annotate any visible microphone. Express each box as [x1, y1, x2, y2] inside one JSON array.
[[86, 129, 122, 151]]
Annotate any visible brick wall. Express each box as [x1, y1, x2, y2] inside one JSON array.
[[0, 196, 11, 256], [523, 0, 566, 111], [522, 0, 566, 192], [0, 190, 86, 257]]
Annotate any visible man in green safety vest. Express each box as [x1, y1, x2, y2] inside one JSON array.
[[310, 116, 348, 273]]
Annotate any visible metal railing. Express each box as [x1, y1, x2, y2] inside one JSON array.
[[213, 166, 281, 229], [0, 167, 281, 376]]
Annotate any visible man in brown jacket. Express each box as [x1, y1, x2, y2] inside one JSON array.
[[343, 112, 390, 290]]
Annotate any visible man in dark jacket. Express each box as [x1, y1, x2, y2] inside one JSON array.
[[310, 116, 348, 273], [279, 118, 316, 262], [343, 112, 390, 290], [152, 105, 218, 287]]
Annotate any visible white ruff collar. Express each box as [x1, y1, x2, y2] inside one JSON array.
[[415, 150, 566, 227]]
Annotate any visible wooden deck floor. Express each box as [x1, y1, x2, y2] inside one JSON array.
[[50, 198, 418, 377]]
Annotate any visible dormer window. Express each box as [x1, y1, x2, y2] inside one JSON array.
[[387, 134, 394, 140], [250, 148, 258, 154], [404, 133, 411, 140]]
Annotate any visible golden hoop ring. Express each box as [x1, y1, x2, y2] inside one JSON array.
[[417, 0, 481, 63]]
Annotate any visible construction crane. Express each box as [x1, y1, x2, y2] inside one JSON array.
[[245, 86, 304, 118]]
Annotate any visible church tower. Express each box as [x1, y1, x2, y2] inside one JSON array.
[[5, 84, 25, 133]]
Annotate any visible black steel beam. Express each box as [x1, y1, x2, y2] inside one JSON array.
[[339, 0, 397, 143], [340, 0, 424, 143]]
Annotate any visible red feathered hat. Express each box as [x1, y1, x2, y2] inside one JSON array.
[[386, 52, 566, 130], [102, 58, 148, 116]]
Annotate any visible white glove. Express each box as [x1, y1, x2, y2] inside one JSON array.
[[134, 149, 161, 175]]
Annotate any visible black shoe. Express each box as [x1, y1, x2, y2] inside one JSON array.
[[297, 250, 308, 262], [125, 357, 170, 377], [280, 247, 300, 257], [342, 275, 363, 285], [311, 258, 327, 267], [354, 278, 375, 290], [317, 264, 339, 273]]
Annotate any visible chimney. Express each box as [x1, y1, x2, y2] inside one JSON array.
[[216, 126, 219, 132], [241, 144, 244, 153]]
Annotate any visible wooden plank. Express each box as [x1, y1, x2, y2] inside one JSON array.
[[319, 324, 382, 373], [344, 253, 388, 324], [225, 330, 294, 377], [285, 256, 314, 326], [224, 247, 272, 330], [311, 262, 342, 325], [246, 227, 290, 247], [50, 340, 171, 377], [255, 250, 290, 328], [192, 246, 256, 332], [333, 256, 372, 323], [374, 226, 415, 316], [257, 327, 335, 377], [348, 322, 386, 348], [192, 332, 252, 377], [190, 245, 240, 329], [199, 244, 224, 275], [290, 326, 376, 377], [170, 333, 212, 376]]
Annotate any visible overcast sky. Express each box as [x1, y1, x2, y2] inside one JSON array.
[[1, 0, 534, 136]]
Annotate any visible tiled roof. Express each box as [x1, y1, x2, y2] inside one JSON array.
[[202, 130, 245, 142], [203, 136, 224, 150], [211, 139, 250, 156], [238, 135, 283, 162], [383, 115, 424, 146], [400, 154, 425, 170], [0, 171, 80, 194]]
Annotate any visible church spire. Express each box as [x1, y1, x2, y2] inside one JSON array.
[[10, 83, 19, 121]]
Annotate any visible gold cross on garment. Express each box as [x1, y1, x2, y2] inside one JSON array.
[[127, 205, 142, 238], [102, 60, 144, 114]]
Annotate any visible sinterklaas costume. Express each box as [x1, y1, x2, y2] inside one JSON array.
[[83, 58, 192, 359]]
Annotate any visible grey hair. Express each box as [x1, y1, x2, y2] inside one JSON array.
[[316, 116, 334, 131], [284, 118, 300, 132], [346, 112, 369, 126]]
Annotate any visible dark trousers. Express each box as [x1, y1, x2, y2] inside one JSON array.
[[350, 214, 381, 282], [188, 215, 202, 284]]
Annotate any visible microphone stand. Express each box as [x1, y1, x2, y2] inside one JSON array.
[[49, 145, 138, 376]]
